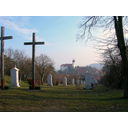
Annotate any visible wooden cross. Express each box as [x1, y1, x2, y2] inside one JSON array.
[[0, 26, 13, 90], [24, 33, 45, 89]]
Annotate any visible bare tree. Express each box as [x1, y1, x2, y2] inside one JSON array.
[[4, 48, 15, 76], [35, 54, 55, 85], [4, 48, 32, 80], [4, 55, 15, 76], [100, 47, 123, 89], [20, 57, 32, 80], [77, 16, 128, 98]]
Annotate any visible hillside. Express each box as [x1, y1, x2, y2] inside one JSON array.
[[0, 84, 127, 112], [88, 63, 103, 70], [0, 75, 28, 86]]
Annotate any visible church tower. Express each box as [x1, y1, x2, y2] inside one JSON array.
[[72, 59, 75, 68]]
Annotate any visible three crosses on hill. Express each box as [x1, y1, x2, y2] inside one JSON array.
[[0, 26, 45, 90]]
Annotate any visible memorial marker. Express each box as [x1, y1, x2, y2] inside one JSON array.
[[24, 33, 45, 89], [0, 26, 13, 89], [63, 77, 67, 86]]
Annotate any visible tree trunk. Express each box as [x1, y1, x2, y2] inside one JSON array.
[[114, 16, 128, 98], [41, 76, 44, 85]]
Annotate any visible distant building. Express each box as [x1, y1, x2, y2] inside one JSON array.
[[60, 59, 75, 71], [72, 59, 75, 68]]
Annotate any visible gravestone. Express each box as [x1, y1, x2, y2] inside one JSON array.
[[80, 80, 83, 85], [76, 80, 81, 89], [47, 74, 53, 86], [63, 77, 67, 86], [77, 80, 79, 85], [10, 66, 20, 87], [84, 73, 92, 89], [72, 78, 75, 85]]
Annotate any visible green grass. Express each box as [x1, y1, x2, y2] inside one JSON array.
[[0, 76, 128, 112]]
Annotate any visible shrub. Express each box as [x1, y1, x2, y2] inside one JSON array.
[[29, 86, 41, 90], [27, 78, 32, 85], [27, 78, 36, 85], [53, 81, 56, 86], [35, 86, 41, 90], [67, 82, 71, 85], [29, 86, 32, 89], [37, 80, 41, 85], [56, 80, 60, 85], [0, 86, 10, 89]]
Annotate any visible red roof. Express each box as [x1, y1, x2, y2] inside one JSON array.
[[94, 76, 100, 80], [100, 71, 103, 74], [78, 69, 83, 72], [96, 71, 99, 74], [61, 64, 72, 67]]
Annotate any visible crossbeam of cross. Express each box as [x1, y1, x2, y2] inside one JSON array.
[[24, 33, 45, 89]]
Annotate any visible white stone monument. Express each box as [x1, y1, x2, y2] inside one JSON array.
[[72, 78, 75, 85], [84, 73, 92, 89], [77, 80, 79, 85], [63, 77, 67, 86], [47, 74, 53, 86], [10, 65, 20, 87], [80, 80, 83, 85]]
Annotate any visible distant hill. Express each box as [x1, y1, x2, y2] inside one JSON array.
[[87, 63, 103, 70]]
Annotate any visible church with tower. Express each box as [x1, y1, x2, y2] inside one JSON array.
[[60, 59, 76, 71]]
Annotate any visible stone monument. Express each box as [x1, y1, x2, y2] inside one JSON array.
[[72, 78, 75, 85], [63, 77, 67, 86], [10, 65, 20, 87], [77, 80, 79, 85], [80, 80, 83, 85], [47, 74, 53, 86], [84, 73, 92, 89]]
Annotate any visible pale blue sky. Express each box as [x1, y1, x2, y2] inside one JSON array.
[[0, 16, 101, 70]]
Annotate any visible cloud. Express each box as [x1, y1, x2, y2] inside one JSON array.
[[0, 16, 38, 40], [44, 42, 53, 46], [36, 36, 45, 42]]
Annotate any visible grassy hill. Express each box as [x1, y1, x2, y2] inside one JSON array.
[[0, 77, 128, 112], [0, 75, 29, 86]]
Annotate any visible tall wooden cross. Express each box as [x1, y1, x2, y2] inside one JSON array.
[[24, 33, 45, 89], [0, 26, 13, 90]]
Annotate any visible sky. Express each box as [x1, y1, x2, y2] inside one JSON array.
[[0, 16, 101, 70]]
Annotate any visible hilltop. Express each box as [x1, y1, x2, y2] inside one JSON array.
[[87, 63, 103, 70]]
